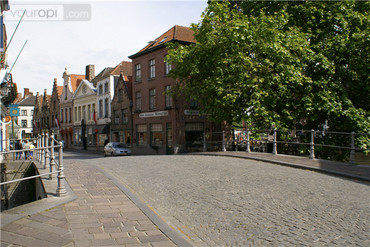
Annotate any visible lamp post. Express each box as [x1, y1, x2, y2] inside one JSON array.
[[0, 85, 11, 162]]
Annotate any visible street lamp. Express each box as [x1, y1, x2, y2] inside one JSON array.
[[0, 84, 11, 147]]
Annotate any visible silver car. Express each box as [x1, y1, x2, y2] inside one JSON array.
[[104, 142, 131, 157]]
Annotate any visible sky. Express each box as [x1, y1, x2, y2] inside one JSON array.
[[4, 0, 208, 96]]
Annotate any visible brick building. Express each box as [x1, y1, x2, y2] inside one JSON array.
[[50, 79, 63, 139], [110, 72, 133, 146], [129, 25, 222, 155]]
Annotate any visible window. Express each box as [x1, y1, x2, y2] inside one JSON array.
[[135, 64, 141, 82], [136, 124, 147, 146], [104, 98, 109, 118], [21, 120, 27, 128], [122, 109, 128, 124], [82, 106, 86, 120], [78, 106, 81, 121], [99, 85, 103, 95], [99, 100, 103, 118], [189, 99, 199, 110], [114, 110, 119, 124], [21, 110, 27, 116], [165, 86, 172, 108], [64, 85, 68, 100], [104, 82, 108, 93], [151, 124, 163, 147], [149, 59, 155, 79], [88, 105, 91, 120], [69, 108, 72, 123], [61, 109, 64, 123], [164, 62, 172, 75], [74, 107, 77, 122], [149, 89, 156, 110], [135, 92, 141, 111]]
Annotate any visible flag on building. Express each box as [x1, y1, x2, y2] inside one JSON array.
[[33, 120, 38, 128], [93, 111, 97, 124], [55, 117, 60, 129]]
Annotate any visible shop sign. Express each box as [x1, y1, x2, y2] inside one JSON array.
[[184, 109, 199, 115], [139, 111, 168, 118]]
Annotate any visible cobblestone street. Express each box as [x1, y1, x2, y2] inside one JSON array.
[[86, 154, 369, 246]]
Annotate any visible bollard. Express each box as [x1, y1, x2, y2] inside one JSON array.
[[272, 128, 277, 155], [41, 133, 45, 167], [49, 132, 56, 179], [309, 129, 315, 159], [44, 133, 50, 169], [222, 131, 226, 152], [56, 142, 67, 197], [349, 132, 356, 165], [246, 129, 250, 153], [36, 136, 40, 162]]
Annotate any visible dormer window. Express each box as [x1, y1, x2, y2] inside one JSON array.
[[159, 36, 168, 43]]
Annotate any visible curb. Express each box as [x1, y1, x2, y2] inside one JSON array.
[[190, 152, 370, 183], [94, 165, 193, 247]]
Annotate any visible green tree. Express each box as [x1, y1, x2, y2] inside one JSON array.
[[166, 0, 369, 135]]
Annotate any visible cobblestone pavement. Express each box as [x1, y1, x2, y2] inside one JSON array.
[[87, 155, 370, 247], [1, 157, 176, 247]]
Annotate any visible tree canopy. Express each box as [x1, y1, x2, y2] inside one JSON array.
[[166, 0, 369, 134]]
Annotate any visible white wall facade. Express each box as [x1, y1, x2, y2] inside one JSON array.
[[17, 105, 34, 138]]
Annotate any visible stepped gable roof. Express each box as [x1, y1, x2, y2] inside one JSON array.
[[57, 86, 63, 96], [91, 67, 114, 87], [70, 74, 85, 92], [18, 95, 37, 106], [129, 25, 195, 59], [110, 61, 132, 77], [36, 94, 43, 106], [124, 75, 132, 100]]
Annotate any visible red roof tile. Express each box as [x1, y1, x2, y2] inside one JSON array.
[[130, 25, 195, 58], [70, 74, 85, 92], [57, 86, 63, 97], [111, 61, 132, 76]]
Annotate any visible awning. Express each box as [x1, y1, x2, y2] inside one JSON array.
[[102, 124, 110, 134]]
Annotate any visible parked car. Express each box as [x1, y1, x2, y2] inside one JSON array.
[[104, 142, 131, 157]]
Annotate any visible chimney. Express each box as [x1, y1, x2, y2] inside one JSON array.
[[85, 64, 95, 81], [23, 88, 30, 99]]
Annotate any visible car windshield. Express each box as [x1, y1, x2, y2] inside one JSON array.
[[113, 143, 128, 148]]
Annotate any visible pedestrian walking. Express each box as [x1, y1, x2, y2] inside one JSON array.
[[104, 138, 109, 147], [15, 140, 22, 160], [24, 140, 30, 160], [29, 142, 35, 159]]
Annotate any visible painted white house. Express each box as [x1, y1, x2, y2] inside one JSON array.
[[16, 95, 36, 139], [91, 61, 132, 139], [71, 79, 97, 150]]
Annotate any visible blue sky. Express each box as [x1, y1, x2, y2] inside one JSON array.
[[4, 0, 208, 95]]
